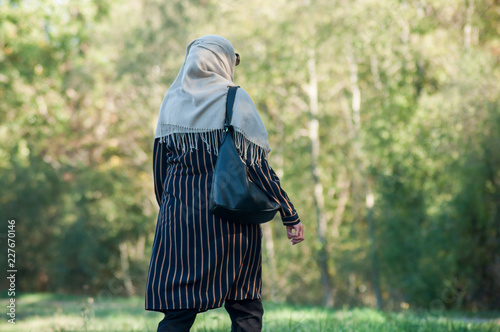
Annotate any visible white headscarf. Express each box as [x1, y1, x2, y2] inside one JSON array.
[[155, 35, 271, 165]]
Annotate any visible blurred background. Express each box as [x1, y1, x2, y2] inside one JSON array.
[[0, 0, 499, 314]]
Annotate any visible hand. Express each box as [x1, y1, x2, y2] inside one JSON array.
[[286, 222, 305, 245]]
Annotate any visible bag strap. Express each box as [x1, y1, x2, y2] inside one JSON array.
[[224, 86, 239, 131]]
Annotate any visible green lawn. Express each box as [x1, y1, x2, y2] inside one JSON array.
[[0, 293, 498, 331]]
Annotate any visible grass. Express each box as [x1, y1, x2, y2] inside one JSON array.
[[0, 293, 498, 331]]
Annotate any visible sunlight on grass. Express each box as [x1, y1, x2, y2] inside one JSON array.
[[0, 294, 498, 332]]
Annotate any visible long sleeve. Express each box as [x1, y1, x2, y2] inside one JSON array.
[[153, 137, 168, 206], [247, 158, 301, 226]]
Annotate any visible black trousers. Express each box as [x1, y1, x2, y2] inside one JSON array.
[[157, 299, 263, 332]]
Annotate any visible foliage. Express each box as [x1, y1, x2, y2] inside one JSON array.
[[0, 0, 499, 311]]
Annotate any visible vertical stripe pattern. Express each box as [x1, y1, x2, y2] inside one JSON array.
[[146, 134, 299, 312]]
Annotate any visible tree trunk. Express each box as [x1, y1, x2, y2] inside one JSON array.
[[331, 173, 350, 239], [346, 49, 383, 309], [262, 224, 279, 302], [119, 242, 136, 296], [464, 0, 475, 48], [308, 48, 333, 307], [262, 98, 288, 303]]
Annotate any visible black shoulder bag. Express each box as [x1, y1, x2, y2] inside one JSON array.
[[209, 86, 280, 224]]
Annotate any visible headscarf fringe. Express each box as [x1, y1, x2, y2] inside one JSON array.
[[232, 130, 268, 166], [158, 126, 268, 166]]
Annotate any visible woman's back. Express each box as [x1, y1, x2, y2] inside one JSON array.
[[145, 35, 304, 331], [147, 134, 263, 310]]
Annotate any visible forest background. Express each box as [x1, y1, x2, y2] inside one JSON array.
[[0, 0, 499, 313]]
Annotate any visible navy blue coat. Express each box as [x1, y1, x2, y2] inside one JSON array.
[[145, 134, 300, 311]]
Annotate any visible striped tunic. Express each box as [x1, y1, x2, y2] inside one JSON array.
[[145, 134, 300, 311]]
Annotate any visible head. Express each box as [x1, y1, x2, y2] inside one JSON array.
[[183, 35, 239, 82]]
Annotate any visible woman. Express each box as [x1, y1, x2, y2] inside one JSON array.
[[145, 35, 305, 332]]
